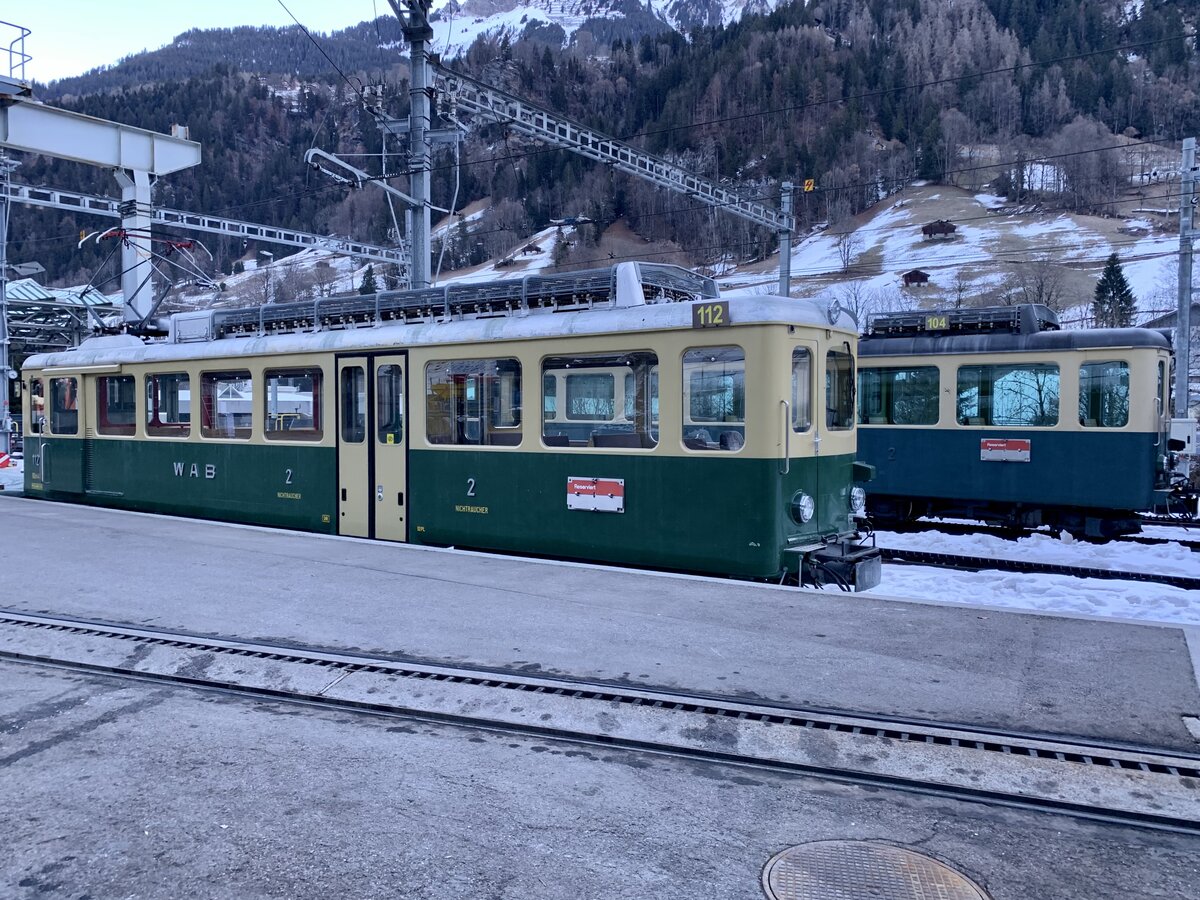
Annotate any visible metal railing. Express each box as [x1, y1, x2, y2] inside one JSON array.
[[0, 21, 30, 83]]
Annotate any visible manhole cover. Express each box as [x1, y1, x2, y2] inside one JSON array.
[[763, 840, 990, 900]]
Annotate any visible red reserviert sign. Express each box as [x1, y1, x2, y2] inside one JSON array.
[[567, 476, 625, 513], [980, 439, 1031, 462]]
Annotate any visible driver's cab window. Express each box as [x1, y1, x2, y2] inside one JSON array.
[[27, 378, 44, 434], [825, 349, 855, 430], [50, 377, 78, 435]]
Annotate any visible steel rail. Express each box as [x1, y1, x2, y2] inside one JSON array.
[[0, 606, 1190, 758], [880, 519, 1200, 553], [0, 611, 1198, 835], [880, 547, 1200, 590], [1141, 513, 1200, 528]]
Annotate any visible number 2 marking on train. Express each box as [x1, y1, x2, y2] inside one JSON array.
[[285, 468, 293, 484], [467, 478, 476, 497]]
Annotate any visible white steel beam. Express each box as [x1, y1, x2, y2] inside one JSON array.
[[0, 99, 200, 175], [439, 69, 796, 235], [4, 181, 410, 269]]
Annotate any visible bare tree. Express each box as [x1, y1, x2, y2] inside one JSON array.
[[835, 232, 863, 273], [951, 270, 972, 309], [314, 261, 337, 297], [1011, 255, 1066, 312], [835, 281, 872, 326]]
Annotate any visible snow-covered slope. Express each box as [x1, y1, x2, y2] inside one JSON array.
[[721, 183, 1181, 327], [427, 0, 792, 55], [646, 0, 790, 31]]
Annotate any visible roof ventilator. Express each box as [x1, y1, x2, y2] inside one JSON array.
[[169, 262, 718, 343], [867, 303, 1060, 338]]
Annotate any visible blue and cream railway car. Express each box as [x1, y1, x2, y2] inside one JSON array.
[[21, 263, 880, 588], [856, 304, 1173, 538]]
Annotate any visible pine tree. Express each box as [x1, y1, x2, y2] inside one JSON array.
[[358, 265, 377, 296], [1092, 253, 1136, 328]]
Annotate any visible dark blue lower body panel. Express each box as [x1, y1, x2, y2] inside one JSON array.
[[858, 428, 1162, 530]]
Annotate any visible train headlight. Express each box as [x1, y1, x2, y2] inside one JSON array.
[[850, 486, 867, 515], [790, 491, 815, 524]]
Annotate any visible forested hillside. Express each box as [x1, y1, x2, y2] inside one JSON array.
[[8, 0, 1197, 293]]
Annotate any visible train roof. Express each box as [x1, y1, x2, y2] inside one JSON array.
[[860, 303, 1169, 356], [859, 326, 1171, 357], [24, 262, 857, 370]]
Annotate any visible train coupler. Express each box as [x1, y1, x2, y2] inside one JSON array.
[[789, 539, 882, 592]]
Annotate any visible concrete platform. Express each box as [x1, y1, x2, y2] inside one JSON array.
[[3, 661, 1198, 900], [2, 496, 1199, 750]]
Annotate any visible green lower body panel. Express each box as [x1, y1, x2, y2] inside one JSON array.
[[408, 449, 859, 578], [26, 438, 862, 578], [26, 438, 337, 533]]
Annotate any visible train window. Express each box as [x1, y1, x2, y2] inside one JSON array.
[[857, 367, 939, 426], [265, 368, 322, 441], [200, 370, 253, 439], [791, 348, 811, 432], [96, 375, 136, 436], [377, 365, 404, 444], [683, 346, 745, 451], [825, 348, 855, 430], [426, 358, 522, 447], [541, 352, 658, 449], [567, 373, 615, 420], [340, 366, 366, 443], [27, 379, 43, 434], [957, 364, 1060, 427], [49, 377, 78, 435], [1159, 361, 1167, 416], [543, 374, 557, 421], [146, 373, 191, 438], [1079, 361, 1129, 428]]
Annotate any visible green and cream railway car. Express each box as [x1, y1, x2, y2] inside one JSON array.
[[856, 304, 1174, 538], [22, 263, 880, 588]]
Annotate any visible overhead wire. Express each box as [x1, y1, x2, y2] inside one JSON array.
[[185, 23, 1190, 224], [625, 35, 1189, 143], [21, 18, 1191, 286], [551, 226, 1179, 277]]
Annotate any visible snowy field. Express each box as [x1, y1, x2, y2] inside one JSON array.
[[861, 526, 1200, 627], [719, 186, 1179, 322], [3, 452, 1196, 626]]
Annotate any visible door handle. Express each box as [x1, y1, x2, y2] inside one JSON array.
[[779, 400, 790, 475]]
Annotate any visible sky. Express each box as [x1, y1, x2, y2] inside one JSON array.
[[5, 1, 385, 83]]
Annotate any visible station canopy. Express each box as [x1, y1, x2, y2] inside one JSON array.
[[3, 277, 120, 361]]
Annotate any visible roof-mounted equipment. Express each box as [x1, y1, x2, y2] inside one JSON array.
[[170, 262, 719, 343], [866, 304, 1060, 338]]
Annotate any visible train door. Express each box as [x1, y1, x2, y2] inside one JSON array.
[[38, 374, 85, 494], [789, 340, 819, 459], [336, 354, 408, 541]]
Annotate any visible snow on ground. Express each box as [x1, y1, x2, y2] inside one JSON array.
[[858, 527, 1200, 626], [434, 224, 568, 284], [864, 564, 1200, 626], [721, 186, 1183, 318], [0, 455, 22, 491], [878, 527, 1198, 577]]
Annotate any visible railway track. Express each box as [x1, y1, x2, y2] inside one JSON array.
[[0, 609, 1197, 835], [1140, 513, 1200, 528], [879, 547, 1200, 590], [1123, 533, 1200, 553], [886, 519, 1200, 551]]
